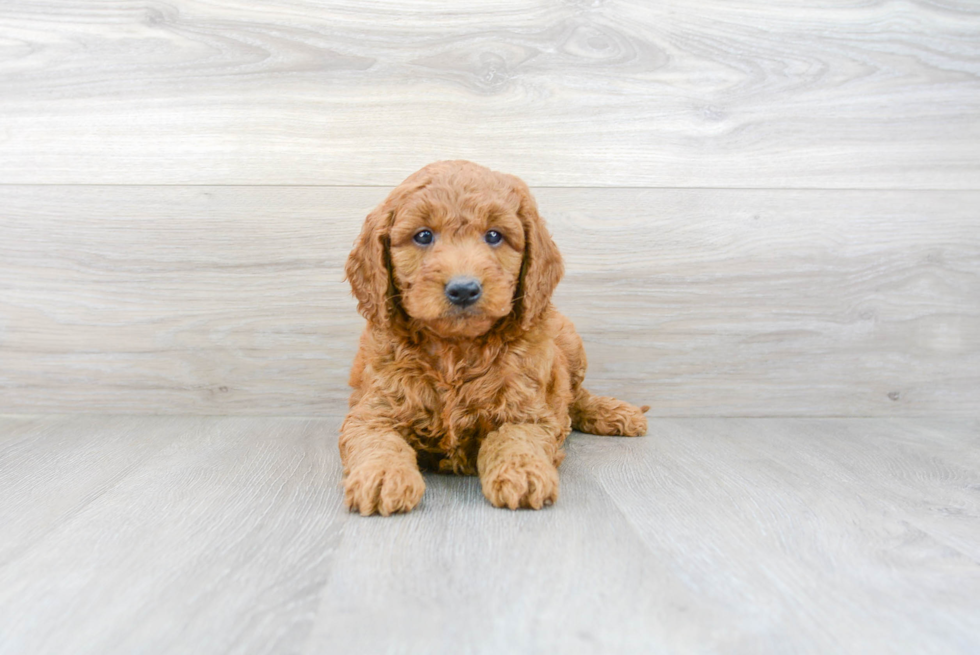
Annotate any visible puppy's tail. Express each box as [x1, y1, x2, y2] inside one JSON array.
[[570, 388, 649, 437]]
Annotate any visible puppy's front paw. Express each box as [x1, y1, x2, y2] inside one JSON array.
[[344, 461, 425, 516], [481, 453, 559, 510]]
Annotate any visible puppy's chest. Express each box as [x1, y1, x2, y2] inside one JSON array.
[[411, 369, 504, 431], [393, 357, 530, 444]]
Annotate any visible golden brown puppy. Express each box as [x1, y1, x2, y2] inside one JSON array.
[[342, 160, 648, 515]]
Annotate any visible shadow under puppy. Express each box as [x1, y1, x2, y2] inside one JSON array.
[[342, 160, 648, 515]]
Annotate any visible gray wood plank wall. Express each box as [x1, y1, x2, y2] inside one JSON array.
[[1, 1, 978, 416], [2, 0, 979, 188]]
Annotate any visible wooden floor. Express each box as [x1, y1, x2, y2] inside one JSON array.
[[1, 414, 977, 654]]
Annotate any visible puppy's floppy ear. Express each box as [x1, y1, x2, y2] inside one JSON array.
[[512, 179, 564, 330], [346, 175, 431, 327], [345, 203, 395, 327]]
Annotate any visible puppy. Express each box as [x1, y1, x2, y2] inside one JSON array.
[[341, 160, 648, 515]]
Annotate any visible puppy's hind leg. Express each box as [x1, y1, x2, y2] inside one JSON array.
[[570, 388, 649, 437]]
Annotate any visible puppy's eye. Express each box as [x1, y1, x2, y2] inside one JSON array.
[[413, 229, 434, 246], [484, 230, 503, 246]]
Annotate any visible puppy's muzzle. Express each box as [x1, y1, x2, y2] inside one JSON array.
[[444, 276, 482, 308]]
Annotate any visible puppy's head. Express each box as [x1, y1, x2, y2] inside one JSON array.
[[345, 161, 563, 339]]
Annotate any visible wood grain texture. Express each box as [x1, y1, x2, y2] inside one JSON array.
[[579, 417, 980, 654], [0, 415, 345, 655], [2, 185, 977, 417], [0, 415, 977, 653], [1, 0, 978, 187]]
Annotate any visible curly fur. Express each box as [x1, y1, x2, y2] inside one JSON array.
[[341, 160, 648, 515]]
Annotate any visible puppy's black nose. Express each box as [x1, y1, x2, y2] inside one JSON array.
[[445, 276, 482, 307]]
